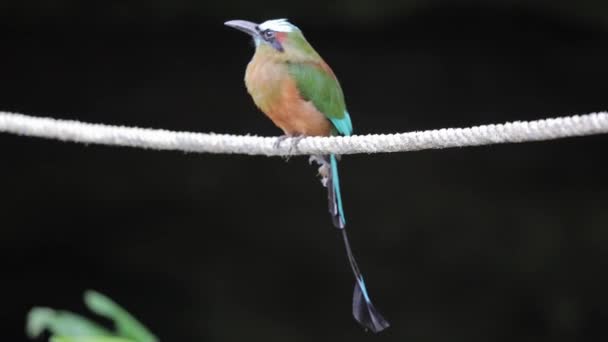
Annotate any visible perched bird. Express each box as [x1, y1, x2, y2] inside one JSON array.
[[225, 18, 389, 333]]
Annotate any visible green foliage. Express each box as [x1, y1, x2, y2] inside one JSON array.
[[26, 308, 113, 338], [51, 337, 136, 342], [26, 290, 158, 342], [84, 291, 158, 342]]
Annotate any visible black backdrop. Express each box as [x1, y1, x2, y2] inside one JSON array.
[[2, 1, 608, 341]]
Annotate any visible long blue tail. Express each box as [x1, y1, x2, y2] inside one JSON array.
[[329, 155, 346, 228], [327, 154, 390, 333]]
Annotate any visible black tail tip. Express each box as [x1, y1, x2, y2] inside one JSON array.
[[352, 284, 390, 333]]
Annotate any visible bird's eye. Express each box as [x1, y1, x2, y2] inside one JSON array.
[[263, 30, 275, 40]]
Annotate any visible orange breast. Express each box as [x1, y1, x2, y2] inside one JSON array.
[[245, 54, 332, 137]]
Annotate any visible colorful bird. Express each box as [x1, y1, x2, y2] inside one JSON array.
[[225, 18, 389, 333]]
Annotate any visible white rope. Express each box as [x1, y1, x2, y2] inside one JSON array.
[[0, 111, 607, 156]]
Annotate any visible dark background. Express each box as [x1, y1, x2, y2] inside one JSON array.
[[1, 0, 608, 341]]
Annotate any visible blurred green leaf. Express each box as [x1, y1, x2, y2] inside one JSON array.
[[51, 336, 136, 342], [26, 307, 113, 339], [84, 290, 158, 342]]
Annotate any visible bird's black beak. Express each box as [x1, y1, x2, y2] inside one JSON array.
[[224, 20, 260, 37]]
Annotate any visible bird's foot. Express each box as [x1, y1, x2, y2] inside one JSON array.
[[288, 135, 305, 153], [273, 135, 290, 149], [309, 155, 330, 187], [274, 134, 305, 161]]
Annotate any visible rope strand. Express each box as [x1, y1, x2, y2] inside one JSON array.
[[0, 111, 606, 156]]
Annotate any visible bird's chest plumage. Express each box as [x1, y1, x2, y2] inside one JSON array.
[[244, 54, 332, 136]]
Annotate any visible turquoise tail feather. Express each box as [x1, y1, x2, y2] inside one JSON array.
[[326, 153, 390, 333], [330, 154, 346, 228], [342, 229, 390, 333]]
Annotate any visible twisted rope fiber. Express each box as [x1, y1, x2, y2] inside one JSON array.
[[0, 111, 607, 156]]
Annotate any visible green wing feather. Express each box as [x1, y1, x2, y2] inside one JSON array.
[[287, 62, 353, 136]]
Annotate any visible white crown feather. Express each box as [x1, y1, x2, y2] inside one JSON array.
[[258, 18, 299, 32]]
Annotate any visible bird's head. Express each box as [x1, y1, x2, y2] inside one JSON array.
[[225, 19, 317, 58]]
